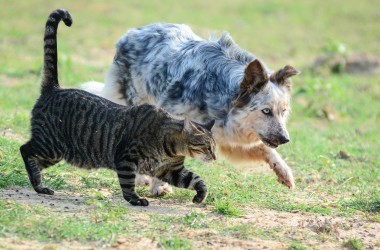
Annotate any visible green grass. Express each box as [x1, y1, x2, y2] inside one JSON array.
[[343, 238, 364, 250], [213, 200, 244, 217], [0, 200, 131, 243], [287, 243, 309, 250], [158, 237, 192, 250], [0, 0, 379, 249]]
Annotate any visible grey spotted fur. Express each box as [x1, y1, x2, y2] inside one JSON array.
[[87, 22, 299, 189]]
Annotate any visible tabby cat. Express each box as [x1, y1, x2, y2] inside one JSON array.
[[20, 9, 216, 206]]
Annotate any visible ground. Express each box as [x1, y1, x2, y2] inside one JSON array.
[[0, 1, 379, 249], [0, 187, 379, 250]]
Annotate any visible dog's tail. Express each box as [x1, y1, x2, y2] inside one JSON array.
[[82, 80, 125, 105], [81, 81, 105, 96], [41, 9, 72, 94], [82, 63, 126, 105]]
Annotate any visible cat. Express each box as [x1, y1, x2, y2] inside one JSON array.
[[20, 9, 216, 206]]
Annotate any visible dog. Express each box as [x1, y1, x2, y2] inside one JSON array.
[[84, 23, 299, 195]]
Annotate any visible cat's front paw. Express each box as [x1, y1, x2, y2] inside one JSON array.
[[34, 186, 54, 195], [192, 194, 207, 204], [150, 179, 173, 197], [192, 191, 208, 204], [129, 198, 149, 206]]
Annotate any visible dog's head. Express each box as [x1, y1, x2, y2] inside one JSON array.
[[229, 59, 299, 148]]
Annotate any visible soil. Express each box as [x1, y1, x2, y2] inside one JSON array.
[[312, 53, 380, 75], [1, 128, 25, 143], [0, 188, 379, 250]]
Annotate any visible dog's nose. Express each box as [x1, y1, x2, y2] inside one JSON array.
[[278, 135, 290, 144]]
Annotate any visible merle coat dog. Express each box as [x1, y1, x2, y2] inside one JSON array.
[[84, 23, 299, 195]]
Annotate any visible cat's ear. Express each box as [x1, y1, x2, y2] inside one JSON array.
[[203, 119, 215, 131], [183, 117, 196, 134]]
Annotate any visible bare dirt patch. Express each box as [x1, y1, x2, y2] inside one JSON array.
[[0, 238, 93, 250], [0, 187, 85, 213], [1, 128, 25, 143], [181, 228, 287, 250], [312, 53, 380, 75], [231, 207, 380, 249], [124, 199, 208, 215], [0, 188, 379, 250]]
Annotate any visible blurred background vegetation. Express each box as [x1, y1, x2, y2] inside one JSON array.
[[0, 0, 379, 248]]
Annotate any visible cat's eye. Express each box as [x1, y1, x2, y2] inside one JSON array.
[[262, 108, 272, 115]]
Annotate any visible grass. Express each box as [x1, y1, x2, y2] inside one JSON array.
[[287, 243, 309, 250], [213, 200, 244, 217], [0, 200, 130, 243], [343, 238, 364, 250], [158, 237, 192, 250], [0, 0, 379, 249]]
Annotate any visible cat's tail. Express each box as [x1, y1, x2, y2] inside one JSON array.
[[41, 9, 72, 94]]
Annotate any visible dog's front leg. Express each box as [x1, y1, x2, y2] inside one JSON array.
[[219, 144, 295, 188], [263, 147, 295, 188]]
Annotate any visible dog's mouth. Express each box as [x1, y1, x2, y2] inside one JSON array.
[[261, 138, 279, 148]]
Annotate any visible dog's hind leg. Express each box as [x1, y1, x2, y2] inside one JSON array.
[[219, 144, 295, 188], [149, 177, 173, 196]]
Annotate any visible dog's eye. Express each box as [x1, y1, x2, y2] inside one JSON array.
[[262, 108, 272, 115]]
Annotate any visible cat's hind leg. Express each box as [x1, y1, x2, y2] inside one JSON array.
[[115, 160, 149, 206], [156, 165, 208, 204], [20, 141, 59, 195]]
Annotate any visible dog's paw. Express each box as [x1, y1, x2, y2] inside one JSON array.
[[271, 162, 295, 189], [277, 174, 295, 189], [135, 174, 151, 186], [150, 180, 173, 197]]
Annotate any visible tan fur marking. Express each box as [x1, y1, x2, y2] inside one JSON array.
[[219, 143, 295, 188]]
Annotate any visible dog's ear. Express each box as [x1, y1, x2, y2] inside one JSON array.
[[240, 59, 269, 93], [270, 65, 299, 92]]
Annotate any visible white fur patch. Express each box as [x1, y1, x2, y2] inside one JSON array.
[[135, 174, 151, 186], [81, 81, 104, 96], [150, 178, 173, 196]]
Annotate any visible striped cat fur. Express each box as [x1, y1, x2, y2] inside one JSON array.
[[20, 9, 216, 206]]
